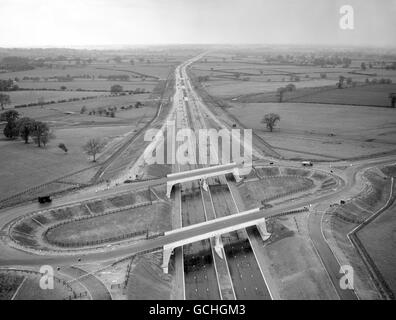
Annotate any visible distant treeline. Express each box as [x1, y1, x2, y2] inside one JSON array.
[[14, 95, 106, 109], [0, 56, 38, 72], [0, 79, 18, 91]]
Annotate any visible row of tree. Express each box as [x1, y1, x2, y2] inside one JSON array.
[[0, 110, 53, 147], [0, 79, 18, 91]]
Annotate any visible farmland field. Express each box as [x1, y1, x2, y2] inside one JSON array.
[[237, 83, 396, 107], [45, 202, 171, 245], [0, 125, 136, 200], [357, 200, 396, 297], [0, 50, 181, 203], [225, 102, 396, 160], [0, 272, 24, 300]]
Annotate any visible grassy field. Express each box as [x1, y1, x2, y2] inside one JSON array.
[[0, 55, 172, 203], [0, 272, 24, 300], [238, 176, 314, 209], [13, 276, 70, 300], [45, 202, 171, 245], [236, 83, 396, 107], [357, 200, 396, 297], [262, 215, 338, 299], [5, 90, 108, 106], [127, 252, 172, 300], [0, 124, 137, 200], [14, 95, 154, 126], [326, 169, 393, 299], [227, 102, 396, 160], [189, 55, 393, 100]]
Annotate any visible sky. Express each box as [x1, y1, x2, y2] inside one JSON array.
[[0, 0, 395, 48]]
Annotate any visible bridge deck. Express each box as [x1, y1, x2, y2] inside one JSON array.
[[164, 208, 261, 248], [167, 162, 238, 182]]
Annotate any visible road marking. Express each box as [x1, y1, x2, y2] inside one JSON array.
[[200, 186, 223, 300], [207, 184, 236, 300], [225, 179, 274, 300], [307, 210, 341, 300], [11, 276, 27, 300]]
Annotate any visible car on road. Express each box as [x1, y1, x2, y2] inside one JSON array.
[[302, 161, 313, 167], [38, 196, 52, 204]]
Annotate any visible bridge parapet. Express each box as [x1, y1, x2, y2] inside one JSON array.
[[166, 162, 243, 198], [160, 208, 269, 273]]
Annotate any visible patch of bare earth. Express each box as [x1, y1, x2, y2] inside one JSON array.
[[263, 215, 339, 299]]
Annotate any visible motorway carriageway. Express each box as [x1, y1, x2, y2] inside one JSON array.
[[179, 59, 271, 300]]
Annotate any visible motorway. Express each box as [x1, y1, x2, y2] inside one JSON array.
[[176, 57, 272, 300], [0, 53, 395, 300]]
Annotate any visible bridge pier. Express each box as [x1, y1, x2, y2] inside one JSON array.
[[256, 218, 271, 241], [162, 245, 174, 274], [166, 183, 174, 199], [233, 168, 242, 183], [160, 207, 262, 274], [214, 235, 224, 259], [166, 163, 244, 199]]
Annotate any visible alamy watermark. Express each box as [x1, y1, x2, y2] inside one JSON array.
[[39, 265, 54, 290], [339, 5, 354, 30], [339, 265, 354, 290], [143, 120, 253, 173]]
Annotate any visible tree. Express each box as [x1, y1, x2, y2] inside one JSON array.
[[31, 121, 51, 147], [389, 93, 396, 108], [0, 109, 19, 123], [58, 143, 68, 153], [277, 87, 287, 102], [1, 109, 20, 139], [80, 106, 87, 114], [16, 117, 35, 144], [285, 83, 296, 92], [337, 76, 346, 89], [0, 93, 11, 110], [3, 122, 19, 139], [110, 84, 123, 94], [40, 129, 55, 147], [82, 138, 105, 162], [38, 96, 45, 108], [262, 113, 280, 132]]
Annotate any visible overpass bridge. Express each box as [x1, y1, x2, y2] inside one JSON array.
[[166, 162, 244, 198], [161, 208, 270, 273]]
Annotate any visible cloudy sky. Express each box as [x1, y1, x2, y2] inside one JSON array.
[[0, 0, 395, 47]]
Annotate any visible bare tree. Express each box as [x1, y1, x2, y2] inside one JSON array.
[[82, 138, 105, 162], [38, 96, 45, 108], [262, 113, 280, 132], [31, 121, 51, 147]]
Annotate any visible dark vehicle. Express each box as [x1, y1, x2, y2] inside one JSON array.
[[261, 201, 273, 209], [38, 196, 52, 204]]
